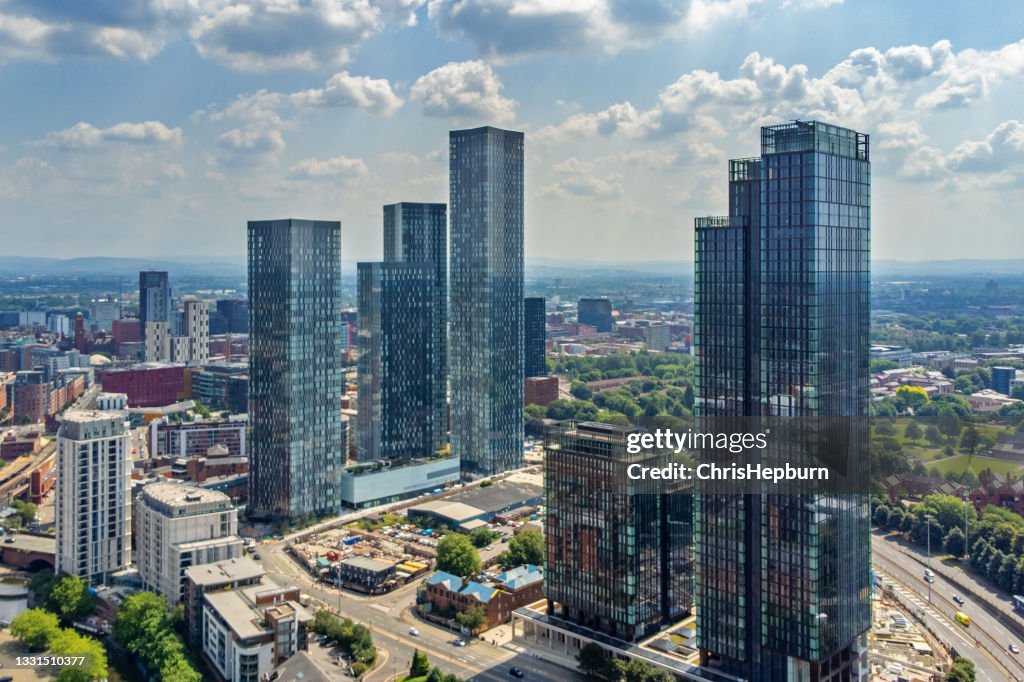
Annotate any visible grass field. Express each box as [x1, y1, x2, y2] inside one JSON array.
[[877, 418, 1016, 466], [925, 454, 1024, 477]]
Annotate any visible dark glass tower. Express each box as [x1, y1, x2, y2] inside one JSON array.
[[356, 262, 439, 462], [577, 298, 613, 332], [247, 219, 344, 521], [449, 126, 524, 476], [383, 202, 448, 452], [524, 297, 546, 378], [694, 121, 871, 681], [545, 421, 692, 642], [139, 270, 171, 346]]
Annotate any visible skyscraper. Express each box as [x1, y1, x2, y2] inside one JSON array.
[[577, 298, 613, 333], [693, 121, 871, 681], [56, 410, 132, 584], [247, 219, 344, 521], [182, 299, 209, 366], [545, 421, 692, 642], [139, 270, 171, 347], [524, 297, 547, 378], [449, 126, 525, 476], [383, 202, 448, 452], [356, 261, 439, 462]]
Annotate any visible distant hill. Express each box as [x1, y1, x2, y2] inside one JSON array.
[[0, 256, 245, 277]]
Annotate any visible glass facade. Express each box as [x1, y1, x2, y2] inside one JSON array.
[[694, 121, 871, 681], [544, 421, 692, 642], [356, 262, 440, 462], [383, 202, 448, 453], [139, 270, 171, 347], [577, 298, 614, 333], [247, 219, 344, 521], [524, 297, 547, 378], [449, 126, 525, 476]]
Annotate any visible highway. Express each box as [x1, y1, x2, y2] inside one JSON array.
[[872, 532, 1024, 682], [261, 540, 581, 682]]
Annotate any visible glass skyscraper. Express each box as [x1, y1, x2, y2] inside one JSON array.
[[694, 121, 871, 681], [449, 126, 525, 476], [545, 421, 692, 642], [139, 270, 171, 346], [247, 219, 344, 521], [577, 298, 613, 333], [383, 202, 448, 453], [356, 261, 439, 462], [524, 297, 547, 378]]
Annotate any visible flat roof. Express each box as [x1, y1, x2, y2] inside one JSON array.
[[139, 482, 232, 508], [185, 556, 264, 586], [451, 480, 544, 515], [205, 589, 267, 639], [409, 500, 484, 522], [340, 555, 394, 572]]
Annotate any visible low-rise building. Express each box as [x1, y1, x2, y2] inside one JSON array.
[[183, 556, 265, 647], [423, 564, 544, 631], [335, 555, 396, 594], [524, 376, 559, 407]]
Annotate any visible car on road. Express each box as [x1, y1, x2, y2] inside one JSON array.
[[453, 639, 466, 647], [509, 668, 524, 678], [924, 575, 934, 583], [409, 627, 420, 637], [1011, 643, 1020, 654], [924, 568, 933, 577], [953, 595, 964, 605], [251, 553, 261, 560], [3, 537, 14, 544]]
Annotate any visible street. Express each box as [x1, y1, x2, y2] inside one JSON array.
[[873, 531, 1024, 682]]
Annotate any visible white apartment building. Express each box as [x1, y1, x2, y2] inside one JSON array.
[[145, 302, 209, 366], [56, 410, 132, 584], [135, 482, 242, 603], [182, 299, 210, 366], [145, 321, 172, 362]]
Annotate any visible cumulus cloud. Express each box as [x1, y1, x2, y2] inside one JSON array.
[[947, 120, 1024, 172], [216, 128, 285, 166], [411, 60, 517, 122], [42, 121, 183, 150], [288, 154, 369, 179], [290, 71, 403, 115], [427, 0, 756, 60], [541, 156, 624, 199]]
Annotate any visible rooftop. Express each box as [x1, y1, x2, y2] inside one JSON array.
[[184, 556, 264, 586], [340, 555, 394, 572], [409, 500, 485, 522], [139, 482, 233, 510]]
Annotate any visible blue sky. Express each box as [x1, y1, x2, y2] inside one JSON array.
[[1, 0, 1021, 263]]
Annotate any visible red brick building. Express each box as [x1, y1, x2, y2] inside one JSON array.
[[424, 565, 544, 631], [99, 363, 185, 407], [524, 376, 559, 407]]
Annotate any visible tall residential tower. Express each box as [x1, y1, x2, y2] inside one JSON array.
[[449, 126, 525, 476], [247, 219, 344, 521], [693, 121, 871, 681]]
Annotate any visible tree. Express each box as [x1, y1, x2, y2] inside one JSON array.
[[872, 503, 890, 526], [546, 400, 576, 421], [916, 495, 976, 535], [11, 499, 37, 526], [571, 381, 593, 401], [596, 410, 631, 427], [937, 407, 964, 443], [455, 605, 487, 633], [895, 385, 929, 411], [411, 649, 431, 677], [945, 656, 976, 682], [886, 507, 905, 532], [10, 608, 60, 650], [468, 527, 501, 548], [499, 530, 544, 568], [436, 533, 481, 578], [577, 642, 606, 677], [959, 426, 980, 454], [904, 421, 922, 441], [49, 627, 109, 682], [623, 659, 649, 682], [925, 424, 942, 445], [48, 574, 95, 622], [943, 526, 966, 557]]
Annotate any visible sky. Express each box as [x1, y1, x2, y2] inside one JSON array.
[[0, 0, 1022, 264]]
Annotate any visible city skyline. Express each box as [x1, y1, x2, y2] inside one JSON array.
[[1, 3, 1022, 264]]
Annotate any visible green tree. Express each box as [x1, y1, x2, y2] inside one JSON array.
[[571, 381, 594, 401], [596, 410, 631, 426], [436, 533, 482, 578], [895, 385, 929, 411], [959, 426, 980, 454], [916, 495, 976, 535], [577, 642, 606, 677], [499, 529, 544, 567], [455, 605, 487, 633], [48, 574, 95, 622], [411, 649, 431, 677], [49, 627, 109, 682], [623, 659, 649, 682], [943, 526, 966, 557], [10, 608, 60, 650], [925, 424, 942, 445], [468, 527, 501, 548], [904, 421, 922, 441], [945, 656, 976, 682], [886, 507, 905, 532], [937, 407, 964, 442]]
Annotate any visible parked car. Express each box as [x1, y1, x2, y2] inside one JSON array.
[[409, 628, 420, 637], [453, 639, 466, 647], [509, 668, 524, 678]]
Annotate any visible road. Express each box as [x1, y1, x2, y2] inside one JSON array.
[[872, 532, 1024, 682], [261, 540, 581, 682]]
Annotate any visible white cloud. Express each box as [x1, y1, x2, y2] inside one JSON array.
[[43, 121, 183, 150], [947, 120, 1024, 172], [781, 0, 842, 8], [215, 128, 285, 166], [290, 71, 403, 115], [288, 154, 369, 179], [411, 60, 517, 122]]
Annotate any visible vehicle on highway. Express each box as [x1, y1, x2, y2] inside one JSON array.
[[1010, 643, 1020, 654], [509, 667, 524, 678], [924, 575, 934, 583], [954, 611, 970, 627], [409, 627, 420, 636], [3, 537, 14, 544], [924, 569, 933, 577], [952, 595, 964, 606], [453, 639, 466, 647], [252, 553, 261, 560]]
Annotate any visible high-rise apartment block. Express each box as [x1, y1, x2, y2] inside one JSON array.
[[524, 297, 547, 378], [449, 126, 525, 476], [383, 202, 448, 453], [545, 421, 692, 642], [357, 261, 439, 462], [139, 270, 171, 346], [577, 298, 613, 333], [135, 483, 242, 603], [56, 410, 132, 583], [693, 121, 871, 681], [182, 299, 209, 366], [247, 219, 344, 521]]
